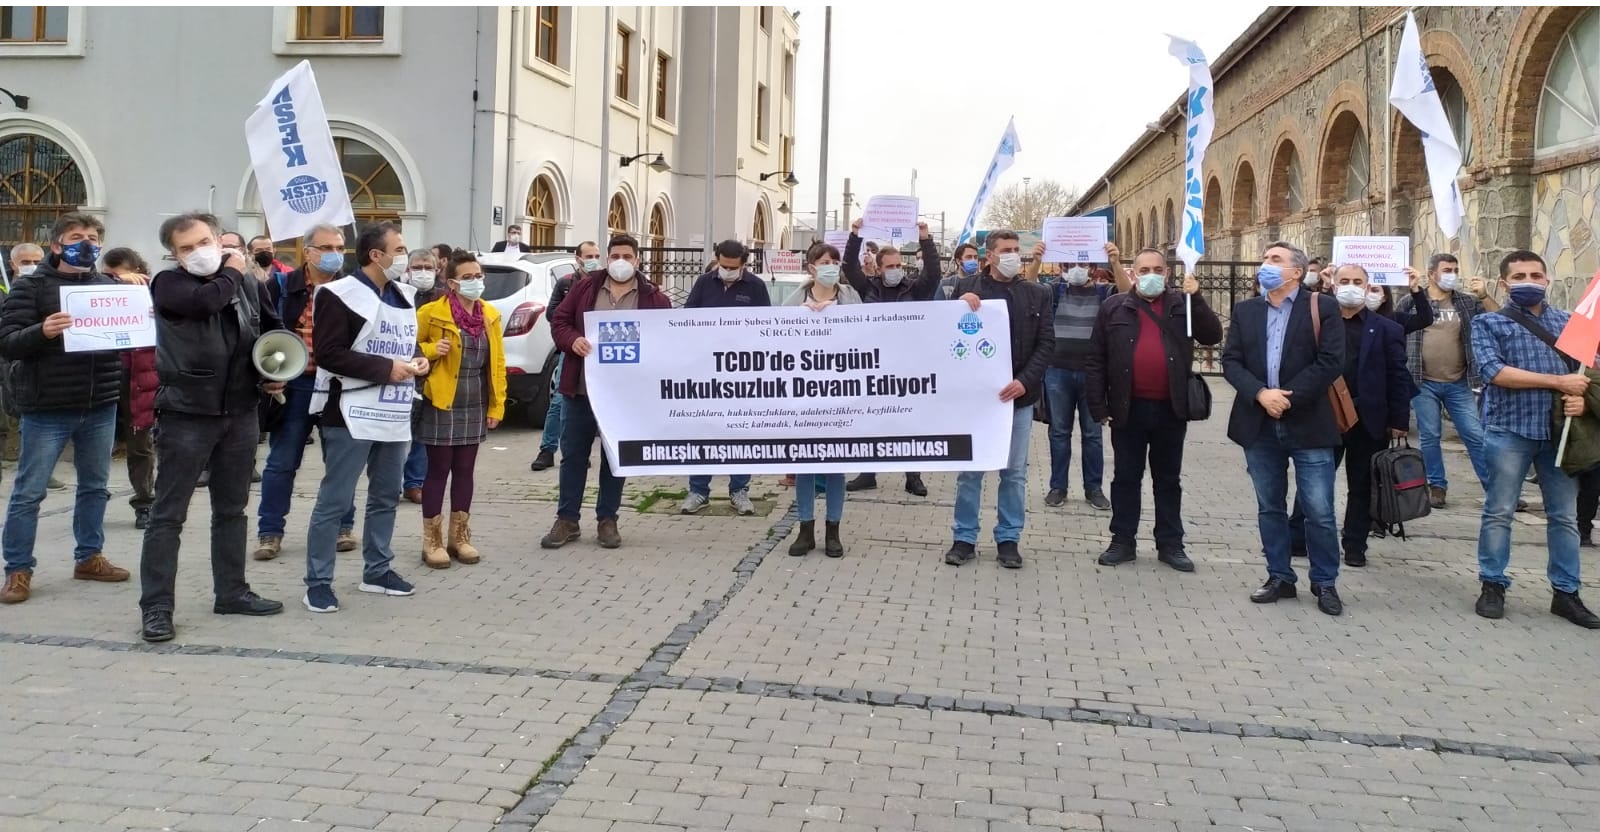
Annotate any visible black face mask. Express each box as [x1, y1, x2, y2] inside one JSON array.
[[253, 251, 274, 268]]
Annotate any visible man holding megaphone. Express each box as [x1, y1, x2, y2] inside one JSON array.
[[138, 212, 289, 643]]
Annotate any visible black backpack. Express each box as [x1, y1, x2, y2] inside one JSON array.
[[1370, 438, 1430, 538]]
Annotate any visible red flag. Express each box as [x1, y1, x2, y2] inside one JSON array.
[[1555, 269, 1600, 369]]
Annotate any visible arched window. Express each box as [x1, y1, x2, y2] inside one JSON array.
[[1204, 177, 1224, 232], [1536, 8, 1599, 152], [751, 202, 767, 249], [1123, 220, 1133, 248], [338, 137, 404, 235], [1135, 215, 1146, 250], [1435, 70, 1474, 164], [1149, 208, 1159, 248], [1231, 162, 1257, 227], [1345, 129, 1371, 203], [607, 193, 629, 238], [1163, 199, 1175, 249], [0, 133, 87, 248], [1269, 141, 1305, 219], [648, 202, 667, 248], [525, 176, 558, 247], [1319, 112, 1369, 204]]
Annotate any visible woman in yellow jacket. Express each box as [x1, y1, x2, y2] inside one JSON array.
[[415, 250, 508, 568]]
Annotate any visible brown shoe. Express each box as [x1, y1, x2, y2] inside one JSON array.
[[540, 518, 581, 549], [337, 528, 358, 552], [1, 570, 30, 604], [448, 511, 481, 564], [73, 554, 130, 582], [597, 518, 622, 549], [1428, 485, 1447, 509], [403, 487, 423, 504], [421, 515, 450, 569], [253, 535, 283, 561]]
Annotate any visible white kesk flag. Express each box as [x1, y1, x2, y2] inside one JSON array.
[[1168, 35, 1214, 274], [246, 60, 353, 242], [956, 118, 1021, 247], [1388, 12, 1465, 239]]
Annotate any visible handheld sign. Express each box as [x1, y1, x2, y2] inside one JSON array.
[[60, 284, 156, 353], [859, 196, 920, 245], [1332, 236, 1411, 287], [1041, 217, 1109, 263]]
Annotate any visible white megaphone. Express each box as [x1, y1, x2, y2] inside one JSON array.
[[252, 330, 310, 404]]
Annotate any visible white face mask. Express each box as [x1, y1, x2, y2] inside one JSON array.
[[881, 268, 905, 287], [1436, 272, 1461, 292], [582, 258, 602, 273], [813, 264, 841, 287], [1303, 271, 1321, 289], [996, 253, 1022, 279], [1334, 285, 1366, 308], [183, 244, 223, 276], [719, 267, 742, 283], [1365, 290, 1384, 311], [1065, 267, 1090, 286], [607, 259, 636, 282], [456, 278, 485, 301], [383, 252, 408, 281], [409, 269, 437, 291], [17, 264, 37, 277]]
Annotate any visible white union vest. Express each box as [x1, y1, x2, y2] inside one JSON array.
[[307, 276, 419, 443]]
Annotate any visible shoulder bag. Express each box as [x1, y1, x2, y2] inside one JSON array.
[[1308, 296, 1359, 433], [1134, 294, 1211, 421]]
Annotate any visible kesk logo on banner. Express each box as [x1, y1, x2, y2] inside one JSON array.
[[245, 60, 353, 242], [584, 301, 1015, 476]]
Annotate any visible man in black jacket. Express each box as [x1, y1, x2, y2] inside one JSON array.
[[943, 229, 1054, 569], [0, 213, 130, 605], [842, 218, 944, 497], [138, 212, 287, 641], [1221, 241, 1348, 615], [1086, 246, 1223, 572]]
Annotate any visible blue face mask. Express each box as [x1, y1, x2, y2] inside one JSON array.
[[60, 240, 101, 269], [1137, 274, 1167, 298], [960, 260, 979, 276], [316, 251, 345, 274], [1257, 264, 1285, 292], [1507, 283, 1547, 308]]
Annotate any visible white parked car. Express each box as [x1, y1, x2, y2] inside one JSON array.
[[471, 251, 580, 425]]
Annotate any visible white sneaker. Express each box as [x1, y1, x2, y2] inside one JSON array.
[[680, 492, 710, 514], [730, 490, 756, 516]]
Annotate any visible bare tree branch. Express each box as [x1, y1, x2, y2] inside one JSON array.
[[981, 179, 1080, 232]]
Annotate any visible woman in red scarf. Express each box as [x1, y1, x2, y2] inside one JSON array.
[[415, 251, 507, 568]]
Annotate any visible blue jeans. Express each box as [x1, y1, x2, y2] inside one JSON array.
[[305, 427, 407, 588], [1044, 367, 1103, 492], [689, 474, 752, 498], [1243, 423, 1340, 586], [1476, 428, 1581, 593], [1412, 378, 1489, 490], [952, 405, 1033, 544], [258, 375, 356, 538], [795, 474, 846, 523], [3, 404, 117, 574], [539, 354, 565, 453], [404, 440, 428, 490], [557, 395, 624, 521]]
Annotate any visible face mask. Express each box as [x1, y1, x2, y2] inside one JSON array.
[[582, 258, 602, 273], [1507, 283, 1546, 308], [1365, 291, 1385, 311], [253, 251, 275, 268], [59, 240, 101, 269], [507, 234, 522, 245], [719, 267, 742, 283], [960, 260, 979, 276], [456, 278, 485, 301], [1303, 271, 1321, 289], [316, 251, 345, 274], [1436, 272, 1461, 292], [1335, 285, 1367, 308], [383, 253, 408, 282], [881, 268, 905, 287], [17, 265, 36, 277], [1066, 267, 1090, 286], [813, 265, 841, 287], [1257, 264, 1284, 292], [996, 253, 1022, 279], [183, 244, 223, 276], [1137, 273, 1166, 298], [607, 259, 636, 282], [409, 269, 437, 291]]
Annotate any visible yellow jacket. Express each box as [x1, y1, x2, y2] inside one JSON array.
[[416, 296, 508, 421]]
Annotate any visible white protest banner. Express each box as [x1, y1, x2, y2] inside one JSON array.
[[823, 229, 849, 251], [584, 301, 1015, 476], [859, 196, 920, 245], [1041, 217, 1109, 263], [60, 284, 155, 353], [245, 60, 354, 242], [1333, 236, 1412, 286], [765, 250, 804, 274]]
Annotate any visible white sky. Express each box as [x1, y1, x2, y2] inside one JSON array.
[[786, 2, 1267, 236]]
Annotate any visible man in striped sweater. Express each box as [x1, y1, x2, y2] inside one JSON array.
[[1043, 242, 1120, 511]]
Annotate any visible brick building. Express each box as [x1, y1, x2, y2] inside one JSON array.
[[1074, 6, 1598, 303]]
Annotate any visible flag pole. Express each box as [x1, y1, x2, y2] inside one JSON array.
[[1558, 415, 1574, 467]]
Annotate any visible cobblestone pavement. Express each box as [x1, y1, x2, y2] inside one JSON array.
[[1, 380, 1597, 831]]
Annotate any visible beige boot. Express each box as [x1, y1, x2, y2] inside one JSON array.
[[421, 516, 450, 568], [448, 512, 481, 564]]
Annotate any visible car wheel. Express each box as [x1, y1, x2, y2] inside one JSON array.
[[526, 351, 559, 427]]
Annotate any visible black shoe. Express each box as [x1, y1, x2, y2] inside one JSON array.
[[141, 609, 174, 643], [1085, 490, 1111, 511], [1343, 549, 1367, 567], [134, 509, 149, 530], [213, 592, 285, 616], [824, 521, 845, 558], [251, 468, 261, 484], [196, 470, 209, 489], [789, 521, 815, 557], [1044, 489, 1066, 507], [996, 541, 1023, 569], [1515, 499, 1530, 512], [904, 474, 927, 497], [1097, 539, 1136, 566], [1368, 521, 1387, 540], [1583, 533, 1597, 549], [944, 541, 976, 566], [1250, 578, 1297, 603], [1157, 548, 1196, 573], [845, 474, 877, 492], [1290, 549, 1308, 559], [1552, 590, 1600, 629], [1311, 583, 1344, 616], [530, 449, 556, 471], [1475, 582, 1506, 619]]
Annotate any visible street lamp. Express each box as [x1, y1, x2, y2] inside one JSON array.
[[760, 170, 800, 187], [0, 87, 28, 110], [621, 152, 671, 173]]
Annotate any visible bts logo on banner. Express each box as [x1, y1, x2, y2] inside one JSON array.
[[598, 320, 642, 364]]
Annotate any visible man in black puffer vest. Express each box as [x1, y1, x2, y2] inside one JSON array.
[[137, 212, 287, 643], [0, 213, 129, 606]]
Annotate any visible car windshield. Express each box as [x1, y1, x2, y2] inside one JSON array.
[[480, 266, 529, 301]]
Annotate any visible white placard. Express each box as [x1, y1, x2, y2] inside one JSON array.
[[1041, 217, 1110, 263], [60, 284, 155, 353], [1332, 236, 1411, 286], [584, 300, 1015, 475], [765, 250, 804, 274], [823, 229, 849, 251], [859, 195, 920, 245]]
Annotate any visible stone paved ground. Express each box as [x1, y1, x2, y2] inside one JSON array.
[[1, 380, 1597, 831]]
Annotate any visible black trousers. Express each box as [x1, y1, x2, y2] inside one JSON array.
[[117, 377, 155, 512], [1108, 398, 1188, 551], [1289, 422, 1387, 556], [138, 410, 260, 613], [1578, 467, 1600, 539]]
